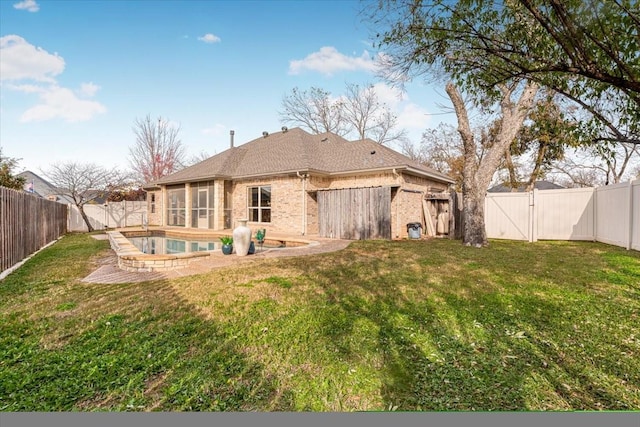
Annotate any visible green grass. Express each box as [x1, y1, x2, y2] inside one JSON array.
[[1, 233, 639, 411]]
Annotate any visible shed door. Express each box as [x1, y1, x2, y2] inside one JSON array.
[[318, 187, 391, 240]]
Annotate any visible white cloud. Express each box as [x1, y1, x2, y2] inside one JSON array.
[[20, 85, 106, 123], [79, 82, 100, 97], [396, 103, 431, 130], [371, 82, 406, 107], [13, 0, 39, 12], [2, 35, 106, 123], [198, 33, 221, 44], [0, 35, 65, 82], [288, 46, 381, 76], [366, 83, 430, 130], [6, 82, 42, 93]]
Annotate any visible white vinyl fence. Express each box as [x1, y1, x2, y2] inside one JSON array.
[[68, 201, 147, 232], [485, 179, 639, 251]]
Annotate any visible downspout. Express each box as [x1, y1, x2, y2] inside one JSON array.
[[297, 171, 307, 235], [393, 168, 400, 238]]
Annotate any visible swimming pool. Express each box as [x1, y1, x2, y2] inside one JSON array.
[[125, 232, 284, 255], [108, 230, 310, 272], [128, 235, 221, 255]]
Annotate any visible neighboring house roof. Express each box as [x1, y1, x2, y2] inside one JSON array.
[[17, 171, 75, 204], [488, 180, 566, 193], [151, 128, 454, 186]]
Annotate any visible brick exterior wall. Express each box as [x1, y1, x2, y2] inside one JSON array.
[[231, 175, 306, 236], [147, 190, 163, 226], [151, 171, 450, 239]]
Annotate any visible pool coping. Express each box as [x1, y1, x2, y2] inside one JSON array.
[[107, 230, 319, 272]]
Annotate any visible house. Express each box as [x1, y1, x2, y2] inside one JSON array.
[[17, 171, 74, 204], [488, 180, 565, 193], [145, 127, 455, 239]]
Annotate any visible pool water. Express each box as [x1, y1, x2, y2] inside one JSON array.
[[128, 236, 222, 255], [127, 235, 280, 255]]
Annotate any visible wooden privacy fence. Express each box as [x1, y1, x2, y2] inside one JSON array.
[[0, 186, 68, 274], [318, 186, 391, 239], [484, 179, 639, 251]]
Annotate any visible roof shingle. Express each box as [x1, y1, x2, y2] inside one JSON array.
[[152, 128, 453, 185]]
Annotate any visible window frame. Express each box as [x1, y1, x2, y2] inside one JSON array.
[[247, 185, 271, 223]]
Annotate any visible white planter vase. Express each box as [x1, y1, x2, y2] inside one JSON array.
[[233, 219, 251, 256]]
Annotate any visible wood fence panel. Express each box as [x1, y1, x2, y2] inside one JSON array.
[[1, 187, 67, 274], [318, 187, 391, 240]]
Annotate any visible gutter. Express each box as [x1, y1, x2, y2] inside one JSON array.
[[403, 166, 456, 184]]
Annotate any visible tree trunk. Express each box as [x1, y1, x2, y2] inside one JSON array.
[[446, 81, 539, 247], [504, 147, 519, 190], [78, 204, 94, 232], [463, 185, 487, 247], [525, 143, 548, 192]]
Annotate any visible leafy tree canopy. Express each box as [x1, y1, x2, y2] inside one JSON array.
[[0, 149, 26, 190], [371, 0, 639, 144]]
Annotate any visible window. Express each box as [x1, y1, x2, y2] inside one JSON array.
[[150, 193, 156, 214], [166, 186, 185, 226], [248, 185, 271, 223]]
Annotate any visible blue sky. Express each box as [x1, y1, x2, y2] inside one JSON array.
[[1, 0, 453, 176]]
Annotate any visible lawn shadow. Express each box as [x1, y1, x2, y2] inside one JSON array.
[[293, 239, 640, 411], [1, 262, 296, 411]]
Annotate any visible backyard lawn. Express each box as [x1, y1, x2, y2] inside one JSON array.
[[0, 233, 638, 411]]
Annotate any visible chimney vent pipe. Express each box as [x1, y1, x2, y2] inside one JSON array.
[[230, 130, 235, 148]]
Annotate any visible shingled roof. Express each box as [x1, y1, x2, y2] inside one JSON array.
[[151, 127, 454, 186]]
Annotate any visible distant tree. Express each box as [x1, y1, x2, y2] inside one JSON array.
[[129, 115, 186, 183], [0, 149, 26, 190], [279, 83, 407, 144], [400, 123, 465, 189], [45, 162, 128, 232], [106, 187, 146, 202], [186, 150, 211, 167], [280, 87, 347, 136], [342, 83, 407, 144], [501, 93, 584, 191], [552, 143, 640, 187]]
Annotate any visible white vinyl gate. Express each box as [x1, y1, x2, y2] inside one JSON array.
[[68, 201, 147, 232], [485, 180, 639, 251]]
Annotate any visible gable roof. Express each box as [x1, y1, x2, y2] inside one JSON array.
[[152, 128, 454, 186], [488, 180, 565, 193], [17, 171, 75, 204]]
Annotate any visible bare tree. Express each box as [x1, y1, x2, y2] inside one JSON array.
[[400, 123, 465, 189], [342, 83, 407, 144], [279, 84, 407, 144], [551, 143, 640, 187], [447, 81, 539, 246], [44, 162, 128, 232], [280, 87, 347, 136], [186, 150, 211, 167], [129, 115, 186, 183]]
